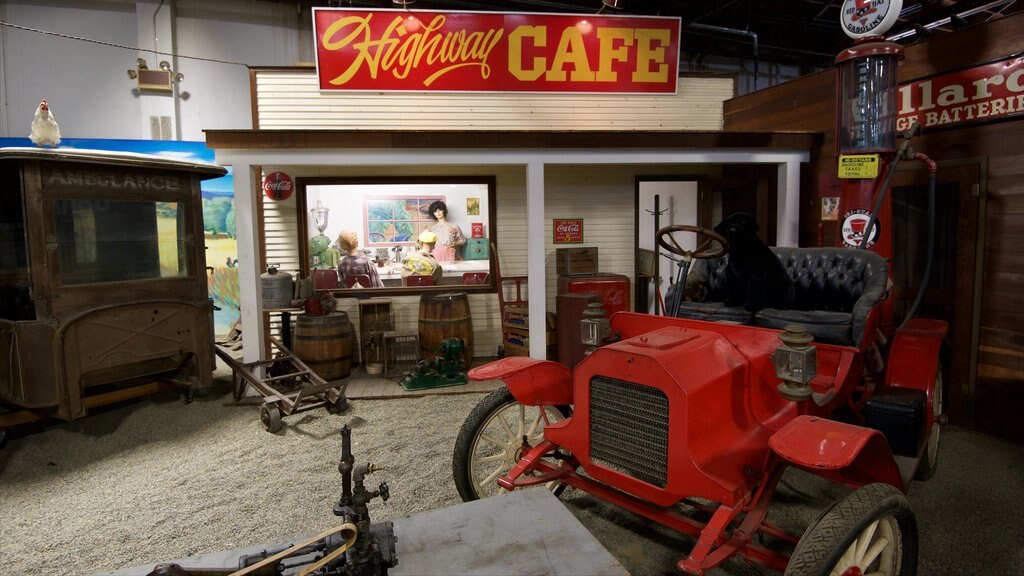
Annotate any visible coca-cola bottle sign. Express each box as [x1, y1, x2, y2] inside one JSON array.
[[553, 219, 584, 243], [263, 171, 294, 201]]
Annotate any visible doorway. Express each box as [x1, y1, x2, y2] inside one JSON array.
[[891, 161, 982, 429], [636, 178, 699, 315]]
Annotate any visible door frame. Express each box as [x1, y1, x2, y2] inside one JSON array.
[[891, 157, 986, 428]]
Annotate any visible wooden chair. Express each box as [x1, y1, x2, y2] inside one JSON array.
[[312, 269, 339, 290], [344, 274, 373, 288], [462, 272, 489, 285], [404, 275, 436, 287]]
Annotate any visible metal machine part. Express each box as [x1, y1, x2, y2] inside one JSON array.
[[399, 337, 468, 391], [145, 425, 397, 576]]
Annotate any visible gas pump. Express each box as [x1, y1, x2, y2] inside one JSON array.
[[835, 0, 938, 336]]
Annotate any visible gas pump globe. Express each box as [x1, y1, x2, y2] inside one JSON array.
[[836, 42, 903, 155]]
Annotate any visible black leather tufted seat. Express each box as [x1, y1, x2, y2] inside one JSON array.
[[673, 247, 889, 347]]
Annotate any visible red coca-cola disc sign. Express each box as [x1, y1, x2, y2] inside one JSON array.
[[263, 172, 294, 201]]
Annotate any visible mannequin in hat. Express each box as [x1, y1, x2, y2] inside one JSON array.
[[337, 229, 384, 288], [402, 230, 443, 285], [427, 200, 465, 262]]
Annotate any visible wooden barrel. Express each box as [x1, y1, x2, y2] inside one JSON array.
[[293, 312, 354, 381], [418, 292, 474, 370]]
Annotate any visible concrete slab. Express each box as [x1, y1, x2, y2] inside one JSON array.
[[105, 488, 628, 576]]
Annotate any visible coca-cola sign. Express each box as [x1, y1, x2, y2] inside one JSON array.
[[553, 219, 584, 244], [263, 171, 294, 201]]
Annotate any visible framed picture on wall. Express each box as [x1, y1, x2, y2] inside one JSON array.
[[822, 196, 840, 221]]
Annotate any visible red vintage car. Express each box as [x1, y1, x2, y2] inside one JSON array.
[[453, 225, 945, 576]]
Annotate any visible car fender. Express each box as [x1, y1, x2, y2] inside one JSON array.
[[467, 356, 573, 406], [886, 318, 947, 394], [769, 415, 905, 491]]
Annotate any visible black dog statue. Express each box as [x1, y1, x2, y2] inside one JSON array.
[[714, 212, 795, 312]]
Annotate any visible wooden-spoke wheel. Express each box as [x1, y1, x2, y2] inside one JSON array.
[[452, 386, 568, 501], [787, 483, 917, 576]]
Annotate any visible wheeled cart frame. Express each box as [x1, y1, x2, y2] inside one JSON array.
[[214, 336, 347, 433]]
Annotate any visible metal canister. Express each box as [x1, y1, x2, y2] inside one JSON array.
[[261, 265, 294, 309]]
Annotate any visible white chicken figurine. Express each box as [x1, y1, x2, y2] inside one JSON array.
[[29, 99, 61, 148]]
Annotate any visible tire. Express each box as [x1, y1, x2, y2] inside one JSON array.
[[786, 483, 918, 576], [260, 402, 283, 433], [452, 386, 568, 502], [914, 367, 942, 481]]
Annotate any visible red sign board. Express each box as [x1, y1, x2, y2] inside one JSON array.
[[263, 172, 293, 201], [897, 55, 1024, 132], [313, 9, 680, 94], [553, 219, 584, 243]]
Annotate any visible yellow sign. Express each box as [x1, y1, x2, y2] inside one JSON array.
[[838, 154, 880, 179]]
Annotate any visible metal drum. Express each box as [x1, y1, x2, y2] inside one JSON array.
[[418, 292, 474, 370], [293, 312, 354, 381]]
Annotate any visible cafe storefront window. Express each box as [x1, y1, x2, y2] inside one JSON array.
[[296, 176, 496, 294]]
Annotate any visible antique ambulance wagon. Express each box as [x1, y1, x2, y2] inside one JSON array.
[[0, 147, 226, 438]]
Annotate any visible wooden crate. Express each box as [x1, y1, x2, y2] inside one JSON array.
[[555, 247, 599, 275], [502, 309, 556, 356]]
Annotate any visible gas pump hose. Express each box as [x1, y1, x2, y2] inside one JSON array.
[[857, 122, 937, 331]]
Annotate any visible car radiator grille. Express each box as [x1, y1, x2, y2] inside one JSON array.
[[589, 375, 669, 488]]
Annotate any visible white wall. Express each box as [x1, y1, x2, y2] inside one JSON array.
[[0, 0, 309, 140]]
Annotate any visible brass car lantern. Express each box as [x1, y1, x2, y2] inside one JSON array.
[[773, 325, 817, 401]]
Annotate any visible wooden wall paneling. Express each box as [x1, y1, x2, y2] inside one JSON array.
[[723, 13, 1024, 439], [253, 69, 735, 132]]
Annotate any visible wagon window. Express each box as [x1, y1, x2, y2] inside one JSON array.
[[54, 199, 190, 285], [0, 161, 32, 320], [0, 165, 28, 274]]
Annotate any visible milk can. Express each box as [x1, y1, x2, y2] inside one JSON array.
[[261, 265, 294, 309]]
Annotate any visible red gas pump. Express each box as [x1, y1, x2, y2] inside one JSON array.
[[834, 2, 938, 337]]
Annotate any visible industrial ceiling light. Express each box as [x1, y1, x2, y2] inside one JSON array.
[[392, 0, 416, 5]]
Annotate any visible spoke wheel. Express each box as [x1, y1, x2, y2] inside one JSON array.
[[786, 483, 917, 576], [452, 386, 568, 501], [914, 367, 942, 481]]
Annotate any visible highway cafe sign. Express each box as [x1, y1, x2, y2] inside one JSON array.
[[312, 9, 681, 93], [896, 54, 1024, 132]]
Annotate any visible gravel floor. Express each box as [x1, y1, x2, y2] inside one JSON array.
[[0, 375, 478, 576], [2, 369, 1023, 576]]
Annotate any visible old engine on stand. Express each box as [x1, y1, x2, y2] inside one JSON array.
[[399, 338, 468, 391], [147, 425, 397, 576]]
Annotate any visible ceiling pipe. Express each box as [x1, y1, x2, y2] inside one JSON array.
[[687, 22, 759, 91], [887, 0, 1018, 41]]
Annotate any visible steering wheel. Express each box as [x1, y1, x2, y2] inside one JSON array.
[[656, 224, 729, 260]]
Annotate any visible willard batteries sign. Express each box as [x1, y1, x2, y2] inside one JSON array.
[[896, 55, 1024, 132], [313, 9, 680, 93]]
